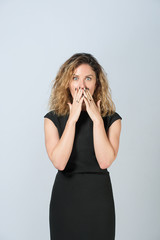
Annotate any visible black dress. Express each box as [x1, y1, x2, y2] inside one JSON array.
[[44, 110, 122, 240]]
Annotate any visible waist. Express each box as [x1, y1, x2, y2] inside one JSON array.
[[58, 170, 109, 175]]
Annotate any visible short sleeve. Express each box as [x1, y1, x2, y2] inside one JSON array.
[[44, 111, 59, 129], [107, 112, 122, 129]]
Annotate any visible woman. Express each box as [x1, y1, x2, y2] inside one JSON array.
[[44, 53, 122, 240]]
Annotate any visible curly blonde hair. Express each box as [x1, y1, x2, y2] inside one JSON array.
[[47, 53, 116, 117]]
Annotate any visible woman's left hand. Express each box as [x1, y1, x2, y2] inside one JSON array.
[[83, 88, 102, 123]]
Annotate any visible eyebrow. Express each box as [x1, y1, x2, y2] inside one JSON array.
[[73, 74, 94, 77]]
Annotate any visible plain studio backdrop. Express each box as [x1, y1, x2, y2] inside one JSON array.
[[0, 0, 159, 239]]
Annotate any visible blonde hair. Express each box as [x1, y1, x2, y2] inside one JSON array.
[[47, 53, 116, 117]]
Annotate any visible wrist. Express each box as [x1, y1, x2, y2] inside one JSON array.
[[93, 116, 103, 125], [67, 116, 77, 126]]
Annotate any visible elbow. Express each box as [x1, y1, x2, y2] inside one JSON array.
[[49, 149, 65, 171], [57, 164, 65, 171], [99, 162, 110, 169], [99, 154, 116, 169], [53, 160, 65, 171]]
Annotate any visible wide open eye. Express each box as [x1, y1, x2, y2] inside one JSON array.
[[73, 77, 78, 80]]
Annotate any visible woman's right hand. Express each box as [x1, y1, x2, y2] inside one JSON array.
[[67, 87, 84, 123]]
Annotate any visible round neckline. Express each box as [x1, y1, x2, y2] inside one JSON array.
[[80, 111, 89, 118], [81, 110, 87, 113]]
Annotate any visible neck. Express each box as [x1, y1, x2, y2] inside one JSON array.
[[82, 106, 86, 111]]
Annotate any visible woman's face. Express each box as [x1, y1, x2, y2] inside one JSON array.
[[68, 64, 97, 104]]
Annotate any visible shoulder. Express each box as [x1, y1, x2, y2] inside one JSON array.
[[44, 110, 59, 129], [44, 109, 56, 116], [103, 111, 122, 130], [107, 112, 122, 127]]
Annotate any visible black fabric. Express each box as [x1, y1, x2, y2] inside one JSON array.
[[44, 110, 122, 174], [107, 112, 122, 129], [49, 171, 115, 240], [44, 110, 122, 240], [44, 111, 59, 129]]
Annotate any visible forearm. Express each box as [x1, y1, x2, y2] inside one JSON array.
[[93, 118, 115, 169], [51, 117, 76, 170]]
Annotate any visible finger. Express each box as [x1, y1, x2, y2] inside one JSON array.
[[85, 88, 93, 101], [80, 95, 84, 103], [77, 88, 83, 98], [83, 89, 90, 104], [73, 87, 81, 102], [83, 94, 89, 108], [73, 88, 78, 99], [78, 88, 86, 102], [84, 91, 92, 105], [84, 88, 91, 98]]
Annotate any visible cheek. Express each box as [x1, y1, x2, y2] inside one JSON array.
[[69, 84, 75, 97], [69, 82, 76, 91], [90, 87, 95, 95]]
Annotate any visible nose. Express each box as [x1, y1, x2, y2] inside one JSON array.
[[78, 79, 87, 90], [79, 84, 86, 90]]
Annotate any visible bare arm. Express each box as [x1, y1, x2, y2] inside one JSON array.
[[44, 116, 76, 171], [93, 118, 122, 169], [44, 88, 85, 171]]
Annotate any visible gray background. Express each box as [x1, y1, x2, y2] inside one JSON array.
[[0, 0, 159, 239]]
